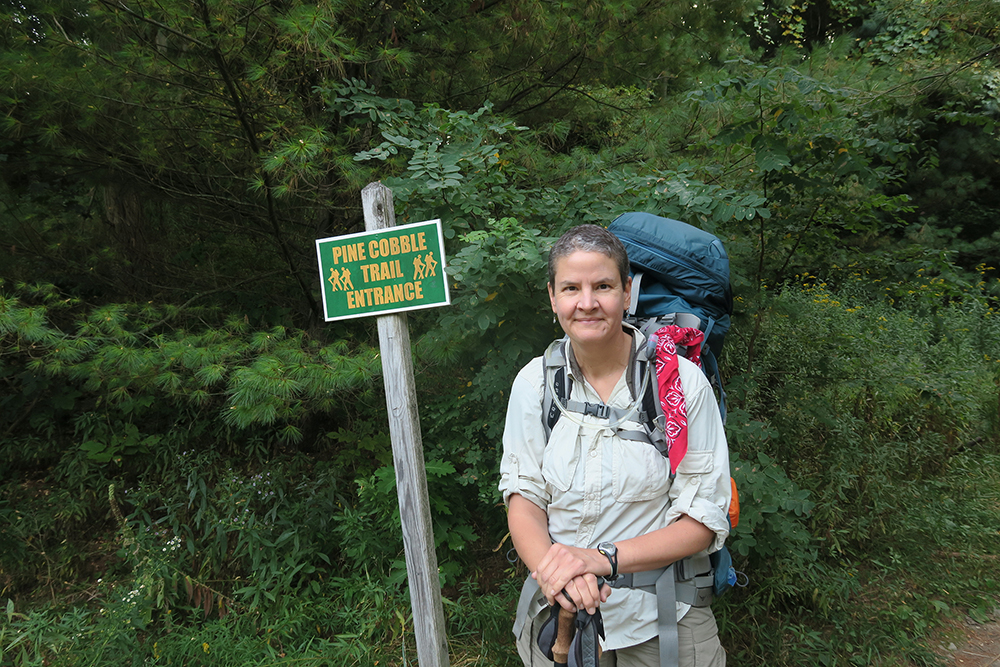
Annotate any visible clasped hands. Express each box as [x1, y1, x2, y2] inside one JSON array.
[[532, 542, 613, 614]]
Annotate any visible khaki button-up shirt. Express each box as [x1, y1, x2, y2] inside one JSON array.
[[499, 334, 731, 650]]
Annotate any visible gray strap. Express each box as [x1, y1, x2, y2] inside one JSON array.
[[675, 577, 715, 607], [656, 564, 679, 667], [608, 567, 667, 590], [609, 556, 712, 586], [546, 339, 567, 367], [615, 429, 651, 444], [562, 401, 643, 427], [513, 576, 543, 639], [563, 399, 608, 419], [673, 312, 703, 330], [641, 312, 704, 335], [607, 406, 640, 423], [676, 554, 711, 579], [672, 555, 715, 608], [629, 272, 643, 317], [608, 565, 682, 666]]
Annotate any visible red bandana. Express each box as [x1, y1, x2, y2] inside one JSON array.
[[653, 326, 704, 476]]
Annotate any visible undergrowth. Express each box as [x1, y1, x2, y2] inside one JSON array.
[[2, 263, 999, 666]]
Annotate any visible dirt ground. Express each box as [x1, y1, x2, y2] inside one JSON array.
[[942, 620, 1000, 667]]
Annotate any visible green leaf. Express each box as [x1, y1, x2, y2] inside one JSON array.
[[425, 459, 457, 476]]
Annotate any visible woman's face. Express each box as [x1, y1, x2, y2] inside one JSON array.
[[548, 250, 631, 350]]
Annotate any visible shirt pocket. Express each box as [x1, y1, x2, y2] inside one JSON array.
[[668, 450, 713, 514], [612, 438, 671, 502], [676, 450, 713, 475], [541, 423, 581, 494]]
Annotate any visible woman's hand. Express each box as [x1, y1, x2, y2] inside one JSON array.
[[507, 495, 611, 612], [532, 543, 611, 613]]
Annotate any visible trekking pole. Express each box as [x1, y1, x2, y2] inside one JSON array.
[[551, 607, 575, 667]]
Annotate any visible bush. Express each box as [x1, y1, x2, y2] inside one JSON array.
[[713, 261, 1000, 664]]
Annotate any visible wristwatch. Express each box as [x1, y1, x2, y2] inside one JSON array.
[[597, 541, 620, 583]]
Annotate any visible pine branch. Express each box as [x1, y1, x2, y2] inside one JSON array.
[[196, 0, 320, 321], [98, 0, 210, 49], [136, 271, 284, 337]]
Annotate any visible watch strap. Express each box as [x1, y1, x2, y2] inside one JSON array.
[[597, 542, 620, 582]]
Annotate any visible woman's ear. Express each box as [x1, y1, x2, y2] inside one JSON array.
[[623, 275, 633, 313]]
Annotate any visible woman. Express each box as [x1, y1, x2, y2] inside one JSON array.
[[499, 224, 730, 666]]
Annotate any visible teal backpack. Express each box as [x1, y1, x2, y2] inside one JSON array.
[[609, 211, 733, 422], [541, 212, 741, 596]]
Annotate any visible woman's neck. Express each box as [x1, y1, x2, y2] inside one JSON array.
[[571, 329, 632, 402]]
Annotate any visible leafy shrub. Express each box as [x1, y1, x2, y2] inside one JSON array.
[[715, 259, 1000, 638]]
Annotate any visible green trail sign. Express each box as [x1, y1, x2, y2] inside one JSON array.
[[315, 219, 450, 322]]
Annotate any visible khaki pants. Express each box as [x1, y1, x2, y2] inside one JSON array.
[[516, 605, 726, 667]]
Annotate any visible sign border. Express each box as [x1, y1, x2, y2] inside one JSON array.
[[315, 218, 451, 322]]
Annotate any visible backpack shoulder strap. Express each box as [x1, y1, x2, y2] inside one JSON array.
[[630, 330, 670, 464], [628, 271, 644, 318], [541, 338, 570, 442]]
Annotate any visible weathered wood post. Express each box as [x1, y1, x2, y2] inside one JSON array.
[[361, 181, 451, 667]]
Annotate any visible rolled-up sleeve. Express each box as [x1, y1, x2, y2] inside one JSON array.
[[499, 358, 550, 511], [664, 359, 732, 553]]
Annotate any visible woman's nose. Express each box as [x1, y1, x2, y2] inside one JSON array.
[[578, 288, 597, 310]]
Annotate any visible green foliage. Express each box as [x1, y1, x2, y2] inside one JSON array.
[[741, 265, 998, 547], [713, 264, 1000, 664], [0, 281, 380, 452], [4, 0, 1000, 665], [728, 451, 815, 562], [0, 563, 522, 667], [683, 53, 920, 284], [728, 260, 998, 560], [337, 459, 483, 587], [119, 450, 344, 613]]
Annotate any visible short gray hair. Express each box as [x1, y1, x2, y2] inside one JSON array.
[[548, 225, 630, 287]]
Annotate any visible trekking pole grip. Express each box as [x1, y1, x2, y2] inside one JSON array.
[[552, 607, 575, 666]]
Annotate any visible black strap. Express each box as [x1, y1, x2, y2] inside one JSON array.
[[547, 366, 569, 433]]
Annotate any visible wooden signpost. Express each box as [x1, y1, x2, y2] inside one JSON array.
[[317, 182, 451, 666]]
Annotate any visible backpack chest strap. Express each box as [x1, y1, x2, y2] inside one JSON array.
[[563, 399, 611, 420], [562, 399, 648, 425]]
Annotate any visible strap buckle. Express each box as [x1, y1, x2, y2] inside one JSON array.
[[582, 402, 611, 419]]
